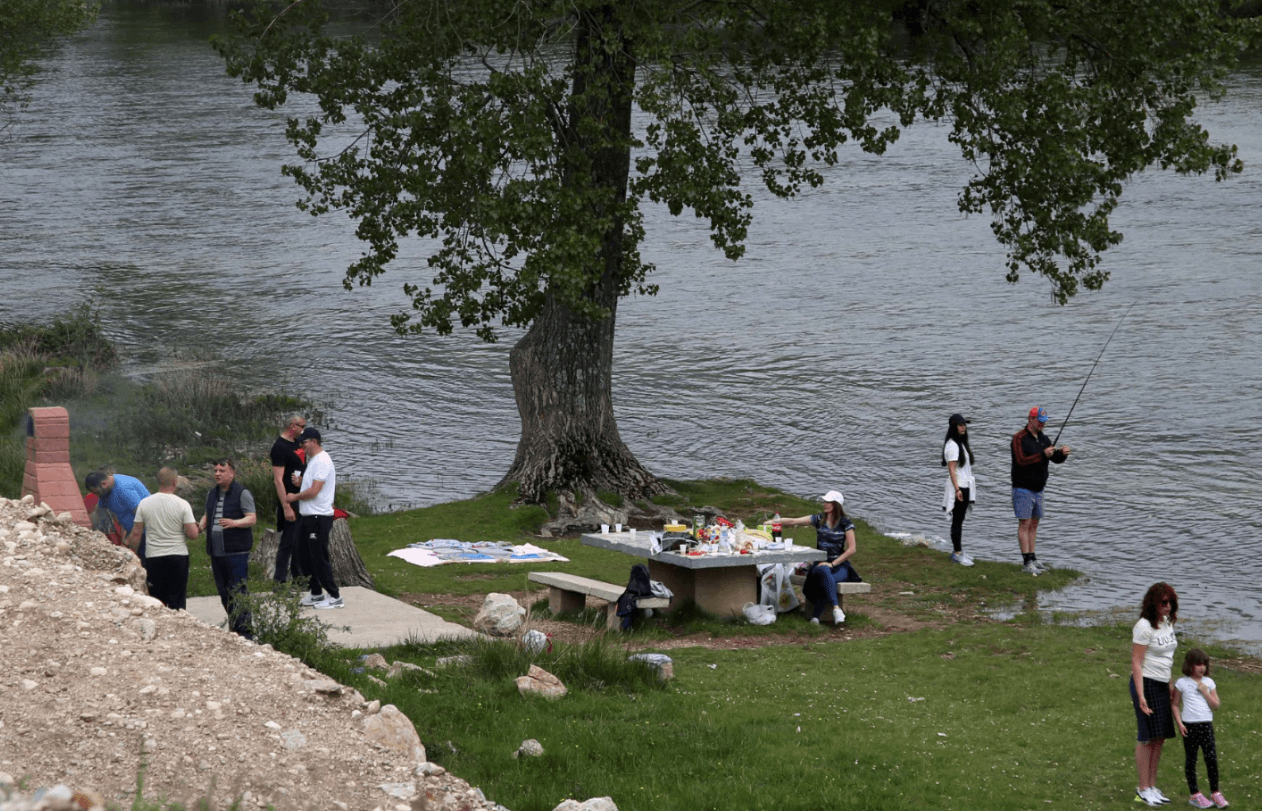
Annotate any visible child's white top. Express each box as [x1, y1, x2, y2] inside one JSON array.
[[1175, 675, 1216, 724]]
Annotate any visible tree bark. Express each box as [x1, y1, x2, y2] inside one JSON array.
[[500, 6, 668, 505], [255, 524, 375, 590]]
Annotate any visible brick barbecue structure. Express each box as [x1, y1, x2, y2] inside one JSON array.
[[21, 406, 90, 527]]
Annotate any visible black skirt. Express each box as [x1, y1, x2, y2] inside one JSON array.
[[1130, 675, 1175, 742]]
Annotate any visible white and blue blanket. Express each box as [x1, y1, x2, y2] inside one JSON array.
[[387, 539, 569, 568]]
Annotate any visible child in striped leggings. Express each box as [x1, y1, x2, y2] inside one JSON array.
[[1173, 649, 1228, 809]]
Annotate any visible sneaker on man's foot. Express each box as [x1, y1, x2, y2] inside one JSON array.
[[949, 552, 975, 567], [1135, 788, 1161, 807], [300, 593, 323, 606], [1210, 791, 1229, 808], [1151, 787, 1172, 805], [1022, 562, 1040, 575], [314, 596, 345, 610], [1032, 559, 1052, 572], [832, 606, 847, 624], [1189, 793, 1214, 808]]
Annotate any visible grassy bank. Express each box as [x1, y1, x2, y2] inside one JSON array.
[[310, 482, 1261, 811], [336, 623, 1260, 811], [346, 478, 1076, 630]]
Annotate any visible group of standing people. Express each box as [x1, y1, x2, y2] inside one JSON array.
[[82, 414, 344, 640], [933, 412, 1231, 807], [937, 405, 1070, 574]]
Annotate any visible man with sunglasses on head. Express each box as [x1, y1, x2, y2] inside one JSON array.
[[1011, 406, 1071, 575], [270, 414, 308, 584]]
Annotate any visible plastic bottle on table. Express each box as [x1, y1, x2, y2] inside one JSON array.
[[772, 513, 782, 542]]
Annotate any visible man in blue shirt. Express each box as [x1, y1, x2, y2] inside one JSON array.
[[85, 470, 151, 560]]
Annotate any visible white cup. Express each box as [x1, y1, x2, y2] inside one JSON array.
[[600, 524, 610, 534], [784, 537, 793, 548], [615, 523, 623, 533], [628, 528, 636, 539]]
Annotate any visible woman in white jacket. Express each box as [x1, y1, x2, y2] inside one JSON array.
[[942, 413, 975, 566]]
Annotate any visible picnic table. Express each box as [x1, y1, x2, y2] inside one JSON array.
[[580, 531, 824, 616]]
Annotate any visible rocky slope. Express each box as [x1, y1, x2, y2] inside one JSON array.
[[0, 495, 504, 811]]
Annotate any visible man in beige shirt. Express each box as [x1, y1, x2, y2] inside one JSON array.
[[128, 467, 199, 610]]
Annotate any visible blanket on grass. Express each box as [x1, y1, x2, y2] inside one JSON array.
[[387, 539, 569, 568]]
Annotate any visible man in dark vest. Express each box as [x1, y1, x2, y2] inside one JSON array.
[[198, 458, 256, 639]]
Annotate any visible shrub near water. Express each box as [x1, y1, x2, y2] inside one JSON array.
[[0, 304, 116, 369], [0, 307, 118, 495]]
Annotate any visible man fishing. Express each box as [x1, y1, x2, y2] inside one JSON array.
[[1011, 406, 1070, 575]]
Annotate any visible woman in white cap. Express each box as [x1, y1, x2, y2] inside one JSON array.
[[781, 491, 860, 624], [942, 413, 976, 566]]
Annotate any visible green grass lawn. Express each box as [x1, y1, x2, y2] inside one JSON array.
[[270, 479, 1262, 811], [321, 622, 1261, 811]]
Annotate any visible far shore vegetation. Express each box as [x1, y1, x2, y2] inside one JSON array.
[[4, 310, 1260, 811]]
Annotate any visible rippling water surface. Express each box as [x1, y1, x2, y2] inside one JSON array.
[[3, 5, 1260, 651]]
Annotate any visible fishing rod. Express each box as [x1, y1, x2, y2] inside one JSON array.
[[1052, 301, 1136, 446]]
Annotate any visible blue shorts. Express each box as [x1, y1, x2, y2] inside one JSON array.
[[1012, 488, 1044, 520]]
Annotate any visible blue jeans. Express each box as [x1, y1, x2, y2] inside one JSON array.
[[809, 563, 856, 618], [211, 553, 253, 639]]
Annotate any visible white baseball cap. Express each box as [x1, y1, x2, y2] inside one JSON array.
[[821, 490, 845, 506]]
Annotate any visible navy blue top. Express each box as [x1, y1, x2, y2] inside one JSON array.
[[810, 514, 855, 560]]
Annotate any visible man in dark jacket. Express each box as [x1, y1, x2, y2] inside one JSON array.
[[198, 459, 256, 638], [1010, 407, 1070, 575]]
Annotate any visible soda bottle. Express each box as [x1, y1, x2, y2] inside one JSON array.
[[772, 513, 782, 542]]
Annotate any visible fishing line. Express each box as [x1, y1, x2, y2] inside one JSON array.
[[1052, 302, 1136, 446]]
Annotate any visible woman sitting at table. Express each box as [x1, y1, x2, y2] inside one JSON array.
[[781, 490, 861, 624]]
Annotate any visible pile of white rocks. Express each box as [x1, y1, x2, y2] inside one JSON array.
[[0, 495, 618, 811]]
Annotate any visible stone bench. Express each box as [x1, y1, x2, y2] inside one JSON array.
[[528, 571, 669, 630], [789, 574, 872, 619]]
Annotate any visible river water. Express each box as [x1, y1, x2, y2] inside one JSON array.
[[3, 4, 1260, 651]]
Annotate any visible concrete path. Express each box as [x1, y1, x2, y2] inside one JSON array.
[[186, 586, 482, 649]]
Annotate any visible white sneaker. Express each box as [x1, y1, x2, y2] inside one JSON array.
[[1151, 788, 1172, 805], [1022, 562, 1040, 575], [1032, 559, 1051, 572], [300, 593, 322, 606], [314, 595, 345, 610], [1136, 788, 1160, 807], [949, 552, 974, 567], [832, 606, 846, 624]]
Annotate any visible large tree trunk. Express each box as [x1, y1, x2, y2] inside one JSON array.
[[500, 6, 668, 505], [504, 293, 668, 504]]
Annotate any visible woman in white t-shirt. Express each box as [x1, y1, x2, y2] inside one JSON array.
[[941, 413, 975, 566], [1130, 582, 1180, 807]]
